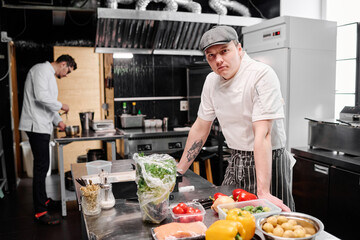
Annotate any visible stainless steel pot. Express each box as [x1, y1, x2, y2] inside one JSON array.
[[65, 125, 80, 136]]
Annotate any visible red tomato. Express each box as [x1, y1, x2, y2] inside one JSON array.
[[180, 216, 193, 223], [194, 208, 203, 221], [177, 202, 188, 211], [186, 207, 195, 214], [172, 206, 185, 214]]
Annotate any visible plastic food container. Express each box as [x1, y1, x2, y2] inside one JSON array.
[[217, 199, 281, 220], [86, 160, 112, 175], [170, 202, 206, 223]]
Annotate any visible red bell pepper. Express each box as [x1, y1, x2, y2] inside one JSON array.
[[209, 192, 228, 201], [232, 189, 257, 202]]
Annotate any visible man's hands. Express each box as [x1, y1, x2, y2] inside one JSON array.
[[257, 192, 291, 212], [58, 121, 66, 131], [61, 104, 69, 113]]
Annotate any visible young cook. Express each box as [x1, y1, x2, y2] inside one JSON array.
[[177, 26, 295, 212]]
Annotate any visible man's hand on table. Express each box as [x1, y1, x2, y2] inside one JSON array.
[[257, 192, 291, 212]]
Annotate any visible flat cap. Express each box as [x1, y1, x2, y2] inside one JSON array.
[[199, 25, 239, 51]]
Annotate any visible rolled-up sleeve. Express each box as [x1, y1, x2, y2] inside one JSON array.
[[32, 70, 62, 111]]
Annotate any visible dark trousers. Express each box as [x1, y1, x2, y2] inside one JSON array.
[[26, 131, 51, 213]]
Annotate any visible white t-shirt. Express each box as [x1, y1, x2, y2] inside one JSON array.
[[19, 61, 63, 135], [198, 52, 286, 151]]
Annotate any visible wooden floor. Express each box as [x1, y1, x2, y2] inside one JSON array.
[[0, 174, 83, 240]]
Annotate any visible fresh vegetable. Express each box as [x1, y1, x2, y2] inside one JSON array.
[[134, 153, 177, 224], [205, 220, 246, 240], [172, 206, 185, 214], [241, 205, 270, 214], [232, 189, 257, 202], [210, 192, 228, 201], [177, 202, 188, 211], [261, 215, 316, 238], [172, 202, 203, 223], [226, 208, 256, 240], [211, 196, 235, 213]]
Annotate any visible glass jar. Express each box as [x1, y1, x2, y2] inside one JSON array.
[[100, 183, 115, 209], [81, 186, 101, 216]]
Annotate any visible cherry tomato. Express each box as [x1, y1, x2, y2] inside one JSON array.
[[186, 207, 195, 214], [194, 208, 203, 221], [180, 215, 193, 223], [172, 206, 185, 214], [177, 202, 188, 211]]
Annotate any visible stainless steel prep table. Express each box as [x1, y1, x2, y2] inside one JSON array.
[[54, 129, 124, 216], [71, 160, 339, 240]]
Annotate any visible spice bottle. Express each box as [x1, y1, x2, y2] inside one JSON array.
[[131, 102, 137, 115], [100, 177, 115, 209]]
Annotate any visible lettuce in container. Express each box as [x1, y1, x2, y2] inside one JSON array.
[[133, 153, 177, 224]]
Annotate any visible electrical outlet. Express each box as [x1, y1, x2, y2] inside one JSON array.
[[180, 100, 188, 111]]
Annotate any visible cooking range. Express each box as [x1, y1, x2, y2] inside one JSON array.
[[117, 127, 189, 158]]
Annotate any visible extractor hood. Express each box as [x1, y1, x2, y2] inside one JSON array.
[[95, 8, 263, 56]]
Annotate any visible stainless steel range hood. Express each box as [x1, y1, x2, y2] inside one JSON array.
[[95, 8, 263, 55]]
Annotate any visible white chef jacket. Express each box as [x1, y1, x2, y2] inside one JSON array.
[[19, 61, 63, 135], [198, 52, 286, 151]]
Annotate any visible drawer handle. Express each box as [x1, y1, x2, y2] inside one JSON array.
[[314, 164, 328, 175]]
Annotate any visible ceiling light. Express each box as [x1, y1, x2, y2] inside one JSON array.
[[113, 53, 133, 59]]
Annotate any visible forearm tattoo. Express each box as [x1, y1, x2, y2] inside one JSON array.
[[186, 139, 203, 163]]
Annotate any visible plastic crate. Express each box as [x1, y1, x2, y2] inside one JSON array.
[[217, 199, 281, 220]]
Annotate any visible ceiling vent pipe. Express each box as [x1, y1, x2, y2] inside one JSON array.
[[209, 0, 251, 16], [117, 0, 201, 13]]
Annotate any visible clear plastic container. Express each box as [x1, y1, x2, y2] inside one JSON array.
[[217, 199, 281, 220], [86, 160, 112, 175], [170, 202, 206, 223]]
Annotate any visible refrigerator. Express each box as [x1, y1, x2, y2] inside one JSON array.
[[242, 16, 337, 150]]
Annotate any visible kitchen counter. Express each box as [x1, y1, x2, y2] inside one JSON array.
[[71, 160, 339, 240], [118, 127, 189, 139], [291, 146, 360, 173]]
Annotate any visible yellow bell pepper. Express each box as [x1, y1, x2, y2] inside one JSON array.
[[225, 208, 256, 240], [205, 220, 246, 240]]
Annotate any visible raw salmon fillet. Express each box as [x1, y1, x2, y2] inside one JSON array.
[[153, 222, 207, 240]]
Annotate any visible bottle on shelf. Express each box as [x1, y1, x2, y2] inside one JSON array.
[[122, 102, 128, 114], [131, 102, 137, 115]]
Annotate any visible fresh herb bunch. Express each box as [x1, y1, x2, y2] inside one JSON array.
[[133, 153, 177, 223]]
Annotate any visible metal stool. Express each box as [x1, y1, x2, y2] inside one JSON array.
[[192, 150, 216, 184]]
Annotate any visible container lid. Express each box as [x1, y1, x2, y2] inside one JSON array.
[[86, 160, 112, 168]]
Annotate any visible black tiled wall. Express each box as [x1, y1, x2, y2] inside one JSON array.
[[113, 54, 204, 127]]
